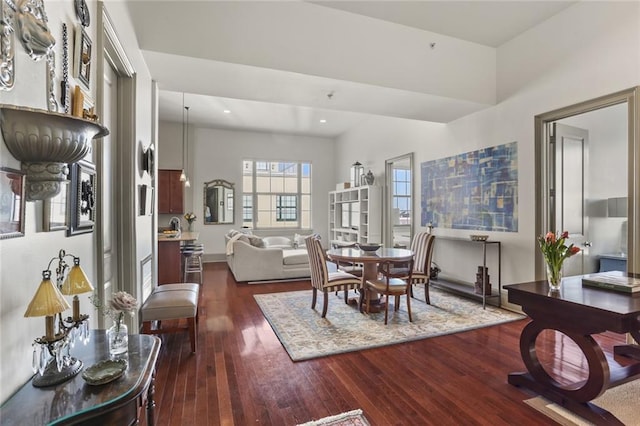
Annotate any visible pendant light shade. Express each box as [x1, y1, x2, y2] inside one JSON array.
[[184, 106, 190, 187], [180, 93, 188, 182]]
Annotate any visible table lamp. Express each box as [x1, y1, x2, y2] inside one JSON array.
[[24, 249, 93, 387]]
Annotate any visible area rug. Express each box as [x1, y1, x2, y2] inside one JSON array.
[[297, 409, 370, 426], [254, 286, 524, 361], [524, 378, 640, 425]]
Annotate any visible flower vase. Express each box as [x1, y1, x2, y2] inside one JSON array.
[[546, 263, 563, 292], [188, 222, 193, 232], [107, 322, 128, 356]]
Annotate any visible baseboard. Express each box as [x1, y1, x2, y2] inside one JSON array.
[[203, 253, 226, 263]]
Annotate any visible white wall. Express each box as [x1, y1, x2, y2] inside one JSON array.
[[0, 0, 155, 403], [335, 1, 640, 289], [158, 123, 336, 255]]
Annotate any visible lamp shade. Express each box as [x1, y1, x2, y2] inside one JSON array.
[[60, 261, 94, 295], [24, 272, 70, 317]]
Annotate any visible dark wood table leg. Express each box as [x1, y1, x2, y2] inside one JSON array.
[[509, 320, 625, 425], [146, 369, 156, 425]]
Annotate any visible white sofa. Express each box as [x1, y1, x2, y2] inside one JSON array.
[[224, 232, 311, 282]]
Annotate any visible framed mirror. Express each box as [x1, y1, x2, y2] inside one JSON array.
[[0, 167, 25, 239], [385, 153, 413, 248], [204, 179, 235, 225]]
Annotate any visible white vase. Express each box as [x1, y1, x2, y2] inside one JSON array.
[[107, 322, 128, 356]]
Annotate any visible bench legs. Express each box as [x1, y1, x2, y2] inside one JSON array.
[[142, 316, 197, 353]]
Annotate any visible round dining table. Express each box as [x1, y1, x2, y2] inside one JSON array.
[[326, 247, 414, 312]]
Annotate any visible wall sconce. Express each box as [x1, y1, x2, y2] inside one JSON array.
[[24, 249, 93, 387], [350, 161, 364, 188], [0, 104, 108, 201]]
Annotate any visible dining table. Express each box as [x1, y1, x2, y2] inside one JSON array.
[[326, 247, 414, 312]]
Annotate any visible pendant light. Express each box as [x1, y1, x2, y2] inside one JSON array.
[[179, 93, 187, 182], [184, 105, 191, 188]]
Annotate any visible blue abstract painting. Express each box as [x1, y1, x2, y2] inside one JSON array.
[[421, 142, 518, 232]]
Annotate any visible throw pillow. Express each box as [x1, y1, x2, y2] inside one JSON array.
[[247, 235, 265, 248], [294, 233, 311, 248]]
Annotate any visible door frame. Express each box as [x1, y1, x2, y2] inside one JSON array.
[[95, 5, 137, 328], [384, 152, 414, 248], [535, 86, 640, 279]]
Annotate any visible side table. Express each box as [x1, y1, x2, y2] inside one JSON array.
[[0, 331, 161, 425]]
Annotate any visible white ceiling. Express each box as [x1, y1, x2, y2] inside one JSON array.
[[127, 1, 576, 138]]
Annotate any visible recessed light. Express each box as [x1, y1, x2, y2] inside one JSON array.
[[319, 119, 327, 123], [223, 109, 231, 114]]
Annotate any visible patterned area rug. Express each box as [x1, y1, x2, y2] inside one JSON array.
[[254, 286, 524, 361], [524, 378, 640, 425], [297, 409, 370, 426]]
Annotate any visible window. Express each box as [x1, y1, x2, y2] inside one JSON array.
[[393, 168, 411, 225], [243, 160, 312, 229]]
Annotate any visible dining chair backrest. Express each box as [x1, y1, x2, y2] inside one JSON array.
[[305, 235, 329, 290], [411, 232, 436, 274]]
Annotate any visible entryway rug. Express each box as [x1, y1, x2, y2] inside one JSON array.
[[254, 286, 524, 361], [297, 409, 370, 426], [524, 379, 640, 425]]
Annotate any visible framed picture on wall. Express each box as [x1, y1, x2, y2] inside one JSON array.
[[43, 180, 69, 231], [74, 25, 92, 89], [0, 168, 25, 239], [67, 160, 96, 236]]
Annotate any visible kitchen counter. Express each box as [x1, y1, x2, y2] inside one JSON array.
[[158, 231, 199, 242], [158, 232, 199, 284]]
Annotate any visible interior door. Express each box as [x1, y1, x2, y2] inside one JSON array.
[[551, 123, 589, 276]]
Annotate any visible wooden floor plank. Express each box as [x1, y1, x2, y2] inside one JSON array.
[[149, 262, 627, 426]]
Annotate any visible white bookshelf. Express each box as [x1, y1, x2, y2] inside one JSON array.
[[328, 186, 381, 247]]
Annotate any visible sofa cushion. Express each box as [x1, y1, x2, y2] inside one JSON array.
[[282, 249, 309, 265], [264, 236, 292, 249]]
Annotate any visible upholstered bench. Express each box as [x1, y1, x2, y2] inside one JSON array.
[[140, 283, 199, 352]]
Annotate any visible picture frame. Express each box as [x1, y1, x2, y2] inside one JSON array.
[[74, 25, 92, 89], [139, 184, 154, 216], [0, 168, 25, 239], [43, 180, 69, 231], [67, 160, 96, 236]]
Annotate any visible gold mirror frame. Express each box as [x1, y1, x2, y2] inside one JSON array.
[[203, 179, 235, 225]]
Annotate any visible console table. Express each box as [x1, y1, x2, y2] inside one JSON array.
[[505, 273, 640, 425], [430, 237, 501, 308], [0, 331, 161, 425]]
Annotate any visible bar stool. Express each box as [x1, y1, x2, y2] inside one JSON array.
[[181, 243, 204, 283]]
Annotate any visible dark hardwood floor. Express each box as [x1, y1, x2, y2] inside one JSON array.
[[151, 262, 627, 425]]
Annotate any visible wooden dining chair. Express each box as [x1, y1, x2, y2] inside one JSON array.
[[380, 232, 436, 304], [305, 236, 363, 318], [410, 233, 436, 304], [364, 258, 414, 325]]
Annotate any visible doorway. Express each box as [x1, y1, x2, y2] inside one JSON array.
[[535, 87, 640, 278], [384, 153, 413, 248]]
